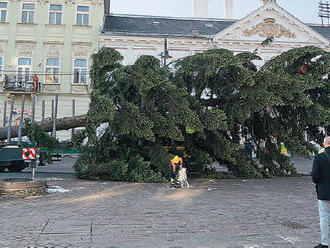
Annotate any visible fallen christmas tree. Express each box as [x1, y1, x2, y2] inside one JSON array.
[[73, 46, 329, 181]]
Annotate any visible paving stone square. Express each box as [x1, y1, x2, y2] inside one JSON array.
[[0, 158, 323, 248]]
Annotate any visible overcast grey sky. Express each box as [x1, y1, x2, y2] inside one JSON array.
[[110, 0, 320, 24]]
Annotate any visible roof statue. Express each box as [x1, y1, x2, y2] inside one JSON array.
[[261, 0, 276, 4]]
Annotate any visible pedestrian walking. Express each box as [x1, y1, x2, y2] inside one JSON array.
[[312, 136, 330, 248]]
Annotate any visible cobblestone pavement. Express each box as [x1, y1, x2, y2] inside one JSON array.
[[0, 174, 321, 248], [0, 157, 320, 248]]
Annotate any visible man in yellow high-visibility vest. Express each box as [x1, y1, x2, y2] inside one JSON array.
[[170, 155, 183, 183]]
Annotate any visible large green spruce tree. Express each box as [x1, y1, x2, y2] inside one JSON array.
[[74, 46, 329, 181], [245, 46, 330, 176]]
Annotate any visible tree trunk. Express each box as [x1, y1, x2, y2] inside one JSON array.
[[0, 114, 87, 141]]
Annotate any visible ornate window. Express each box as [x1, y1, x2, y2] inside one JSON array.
[[17, 58, 32, 81], [73, 59, 87, 84], [21, 3, 34, 23], [0, 2, 7, 22], [45, 58, 59, 83], [76, 6, 89, 25], [49, 4, 62, 25]]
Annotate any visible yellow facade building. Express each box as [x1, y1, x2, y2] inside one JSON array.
[[0, 0, 103, 140]]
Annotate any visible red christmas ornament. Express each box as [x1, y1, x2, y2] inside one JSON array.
[[299, 64, 310, 75]]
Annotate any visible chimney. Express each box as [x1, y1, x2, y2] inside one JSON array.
[[225, 0, 233, 19], [104, 0, 110, 14], [194, 0, 208, 18]]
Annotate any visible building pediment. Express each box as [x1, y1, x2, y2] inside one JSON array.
[[214, 2, 329, 46], [243, 18, 296, 39]]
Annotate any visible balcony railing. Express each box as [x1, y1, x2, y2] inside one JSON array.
[[2, 75, 40, 93]]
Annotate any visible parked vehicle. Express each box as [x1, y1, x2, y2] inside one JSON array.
[[0, 142, 38, 172]]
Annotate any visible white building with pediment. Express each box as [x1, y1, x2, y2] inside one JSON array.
[[101, 0, 329, 66]]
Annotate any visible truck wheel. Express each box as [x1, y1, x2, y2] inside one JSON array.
[[0, 162, 6, 173], [39, 158, 45, 166], [7, 161, 26, 172]]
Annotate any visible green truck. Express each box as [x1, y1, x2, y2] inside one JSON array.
[[0, 142, 38, 172], [0, 141, 79, 171]]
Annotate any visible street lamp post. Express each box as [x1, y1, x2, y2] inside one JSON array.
[[160, 38, 172, 67]]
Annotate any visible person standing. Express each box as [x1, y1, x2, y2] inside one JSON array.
[[312, 136, 330, 248]]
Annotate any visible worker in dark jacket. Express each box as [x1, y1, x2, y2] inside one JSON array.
[[312, 136, 330, 248]]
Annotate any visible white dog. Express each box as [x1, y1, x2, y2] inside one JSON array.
[[177, 168, 190, 188]]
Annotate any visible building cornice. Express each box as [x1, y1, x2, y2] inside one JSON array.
[[44, 41, 65, 45], [72, 41, 93, 46], [15, 40, 36, 44]]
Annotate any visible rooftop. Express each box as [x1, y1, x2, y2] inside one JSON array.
[[103, 14, 330, 40], [103, 14, 236, 38]]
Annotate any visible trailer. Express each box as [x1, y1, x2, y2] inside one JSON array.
[[38, 142, 80, 166]]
